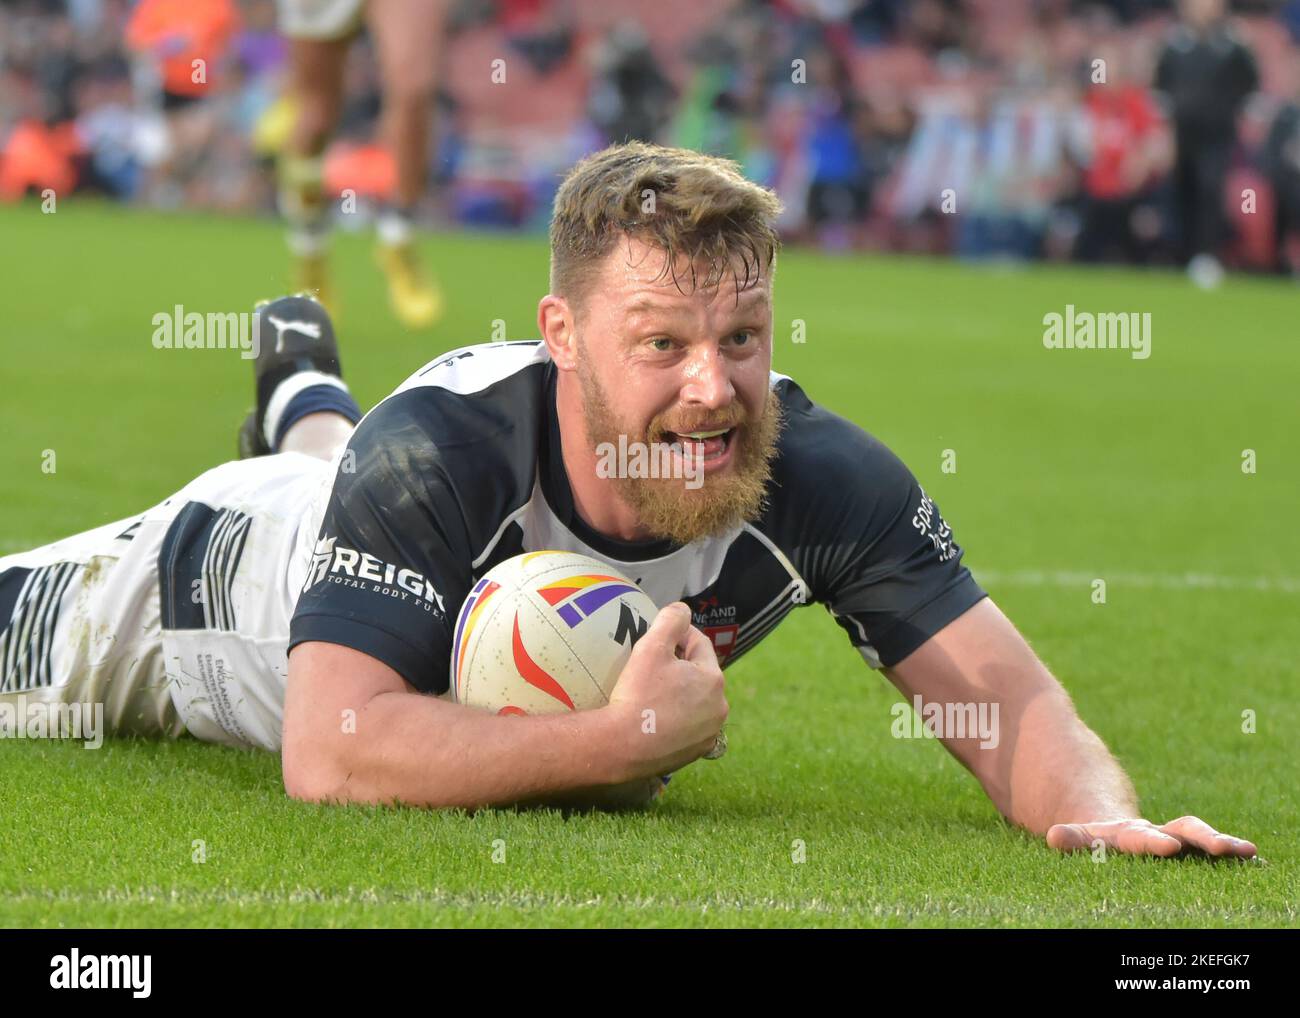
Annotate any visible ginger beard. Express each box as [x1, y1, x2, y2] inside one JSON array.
[[576, 341, 784, 544]]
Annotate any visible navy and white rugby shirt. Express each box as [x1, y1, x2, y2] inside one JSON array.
[[289, 341, 986, 694]]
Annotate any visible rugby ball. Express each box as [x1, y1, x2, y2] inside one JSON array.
[[450, 551, 658, 715]]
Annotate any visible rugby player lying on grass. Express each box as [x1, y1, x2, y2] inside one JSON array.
[[0, 142, 1255, 860]]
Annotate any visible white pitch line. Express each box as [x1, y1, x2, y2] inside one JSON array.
[[5, 888, 1289, 924], [0, 887, 861, 916], [978, 569, 1300, 595]]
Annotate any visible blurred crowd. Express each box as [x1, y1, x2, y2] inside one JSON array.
[[4, 0, 1300, 279]]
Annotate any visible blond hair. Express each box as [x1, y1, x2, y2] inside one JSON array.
[[549, 141, 783, 312]]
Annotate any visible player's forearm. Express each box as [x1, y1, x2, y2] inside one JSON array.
[[889, 601, 1142, 835], [998, 691, 1139, 835], [289, 693, 625, 809]]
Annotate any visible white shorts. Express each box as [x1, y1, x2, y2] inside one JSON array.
[[0, 453, 333, 753], [276, 0, 366, 41]]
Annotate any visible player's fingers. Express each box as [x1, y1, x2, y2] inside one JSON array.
[[680, 623, 721, 668], [638, 602, 693, 656], [1045, 823, 1096, 853], [1158, 816, 1257, 858], [659, 737, 722, 773], [1113, 821, 1183, 857], [1046, 820, 1181, 857]]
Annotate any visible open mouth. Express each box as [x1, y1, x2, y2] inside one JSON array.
[[666, 427, 734, 463]]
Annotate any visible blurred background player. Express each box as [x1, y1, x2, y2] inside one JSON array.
[[124, 0, 241, 206], [5, 1, 1299, 287], [1155, 0, 1260, 289], [276, 0, 447, 327], [1073, 31, 1170, 266]]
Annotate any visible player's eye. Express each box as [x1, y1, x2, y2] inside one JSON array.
[[649, 337, 674, 352], [729, 330, 754, 346]]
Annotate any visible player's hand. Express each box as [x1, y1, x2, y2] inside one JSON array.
[[605, 602, 728, 780], [1046, 816, 1258, 859]]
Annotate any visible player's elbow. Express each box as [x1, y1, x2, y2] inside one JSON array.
[[282, 642, 415, 805], [280, 697, 360, 804], [281, 758, 330, 804], [281, 729, 349, 804]]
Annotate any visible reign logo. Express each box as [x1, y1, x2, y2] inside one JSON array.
[[303, 534, 445, 613], [305, 535, 336, 589]]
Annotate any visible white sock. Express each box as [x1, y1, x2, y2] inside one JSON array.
[[263, 371, 351, 450], [377, 208, 415, 247], [287, 227, 329, 258]]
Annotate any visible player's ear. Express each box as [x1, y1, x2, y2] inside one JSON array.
[[538, 294, 578, 371]]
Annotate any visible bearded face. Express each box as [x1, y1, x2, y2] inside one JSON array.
[[576, 337, 783, 544], [542, 232, 782, 545]]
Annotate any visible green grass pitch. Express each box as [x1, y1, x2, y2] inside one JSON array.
[[0, 201, 1296, 928]]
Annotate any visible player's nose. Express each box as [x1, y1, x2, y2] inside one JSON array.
[[680, 344, 735, 410]]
